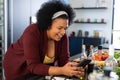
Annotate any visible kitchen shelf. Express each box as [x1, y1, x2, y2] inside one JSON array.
[[74, 22, 107, 24], [74, 7, 107, 9]]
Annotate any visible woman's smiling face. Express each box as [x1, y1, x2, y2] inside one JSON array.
[[47, 18, 68, 41]]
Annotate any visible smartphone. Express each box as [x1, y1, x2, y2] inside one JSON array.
[[77, 59, 91, 67]]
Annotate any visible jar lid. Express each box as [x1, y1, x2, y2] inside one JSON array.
[[98, 46, 102, 50]]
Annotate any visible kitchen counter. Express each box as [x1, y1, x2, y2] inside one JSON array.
[[32, 75, 86, 80]]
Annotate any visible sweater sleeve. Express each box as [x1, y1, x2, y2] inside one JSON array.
[[22, 29, 50, 76], [57, 34, 70, 66]]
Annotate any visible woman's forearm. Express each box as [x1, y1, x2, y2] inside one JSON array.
[[48, 66, 64, 76]]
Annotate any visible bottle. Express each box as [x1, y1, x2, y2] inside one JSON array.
[[88, 45, 94, 59], [103, 66, 112, 80], [87, 45, 95, 75], [87, 63, 95, 75], [105, 45, 118, 72], [77, 30, 82, 37], [80, 44, 87, 60], [94, 46, 103, 61], [98, 46, 102, 56]]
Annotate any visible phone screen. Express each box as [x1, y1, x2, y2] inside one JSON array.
[[77, 59, 91, 67]]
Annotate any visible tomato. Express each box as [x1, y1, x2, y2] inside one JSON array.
[[93, 52, 109, 61], [94, 53, 102, 61], [101, 52, 109, 61], [101, 55, 108, 61]]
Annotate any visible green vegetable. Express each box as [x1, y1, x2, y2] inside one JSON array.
[[115, 67, 120, 79], [114, 52, 120, 59]]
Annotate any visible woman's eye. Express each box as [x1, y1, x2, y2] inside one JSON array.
[[57, 26, 67, 30], [65, 27, 68, 30], [58, 27, 62, 30]]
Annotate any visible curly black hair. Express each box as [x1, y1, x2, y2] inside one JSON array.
[[36, 0, 75, 30]]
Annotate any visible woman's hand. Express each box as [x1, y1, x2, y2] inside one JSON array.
[[61, 62, 85, 77]]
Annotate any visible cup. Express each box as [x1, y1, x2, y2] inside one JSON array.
[[101, 18, 104, 23], [87, 18, 91, 23], [80, 18, 84, 22], [94, 18, 97, 23], [85, 31, 89, 37]]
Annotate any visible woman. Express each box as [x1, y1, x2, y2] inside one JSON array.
[[3, 1, 84, 80]]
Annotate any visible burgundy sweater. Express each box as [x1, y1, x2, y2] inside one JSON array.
[[3, 24, 70, 80]]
